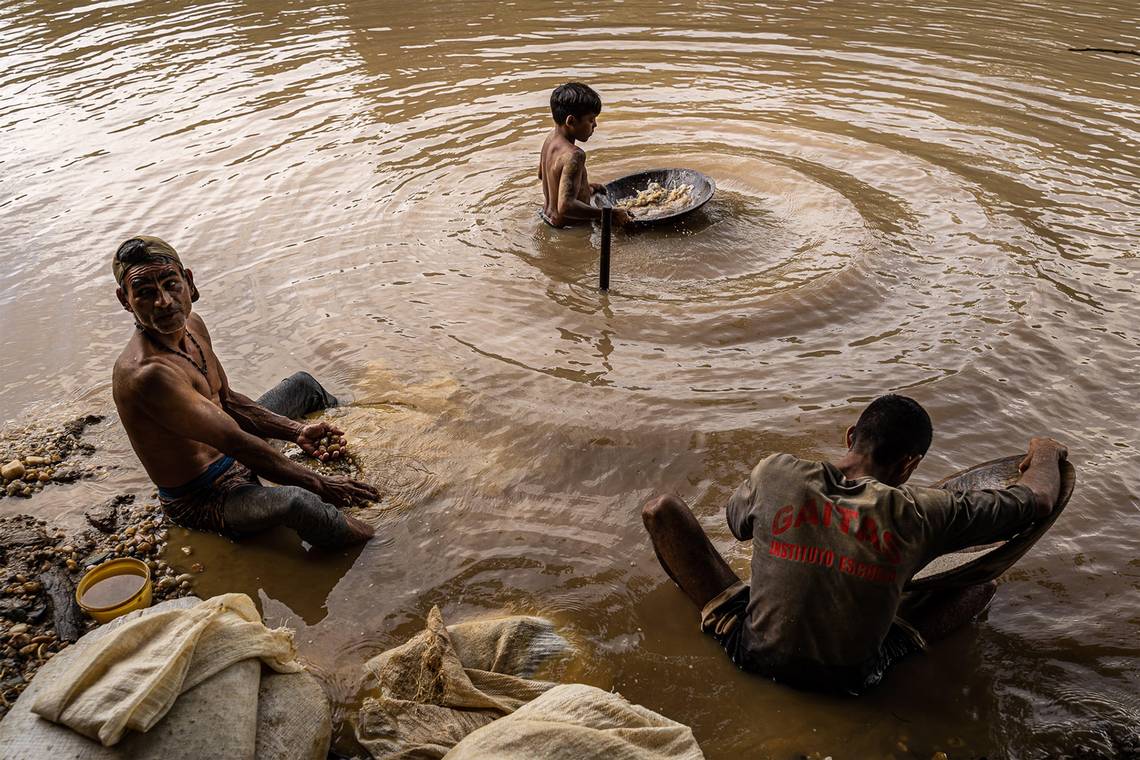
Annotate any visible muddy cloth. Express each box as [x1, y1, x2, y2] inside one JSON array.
[[444, 683, 705, 760], [719, 453, 1037, 691], [353, 608, 703, 760], [31, 594, 303, 747], [158, 372, 356, 547], [353, 606, 574, 759]]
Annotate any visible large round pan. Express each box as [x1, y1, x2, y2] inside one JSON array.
[[595, 168, 716, 225], [905, 454, 1076, 591]]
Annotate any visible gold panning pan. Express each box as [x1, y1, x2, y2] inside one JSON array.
[[906, 454, 1076, 591]]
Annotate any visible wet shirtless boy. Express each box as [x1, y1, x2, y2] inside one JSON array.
[[539, 82, 633, 228], [111, 236, 376, 549]]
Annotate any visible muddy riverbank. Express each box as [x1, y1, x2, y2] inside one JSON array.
[[0, 417, 199, 716]]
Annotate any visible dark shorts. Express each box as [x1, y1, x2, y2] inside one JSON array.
[[699, 581, 927, 695], [154, 371, 337, 538], [158, 456, 257, 536]]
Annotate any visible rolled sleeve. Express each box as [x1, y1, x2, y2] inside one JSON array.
[[726, 460, 769, 540]]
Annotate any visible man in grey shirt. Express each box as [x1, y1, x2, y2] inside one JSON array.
[[642, 394, 1067, 693]]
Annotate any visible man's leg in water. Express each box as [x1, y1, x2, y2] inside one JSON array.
[[899, 582, 998, 643], [255, 371, 338, 420], [223, 483, 371, 549], [225, 371, 367, 547], [641, 494, 742, 610]]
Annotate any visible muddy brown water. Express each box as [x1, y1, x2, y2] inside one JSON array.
[[2, 1, 1138, 757]]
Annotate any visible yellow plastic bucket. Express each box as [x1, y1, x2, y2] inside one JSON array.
[[76, 557, 153, 623]]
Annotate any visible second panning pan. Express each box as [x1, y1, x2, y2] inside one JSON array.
[[906, 454, 1076, 591]]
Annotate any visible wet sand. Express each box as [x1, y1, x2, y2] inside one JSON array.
[[1, 0, 1138, 757]]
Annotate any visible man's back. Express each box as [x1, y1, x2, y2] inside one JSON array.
[[727, 453, 1038, 671]]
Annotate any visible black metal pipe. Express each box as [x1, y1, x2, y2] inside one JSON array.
[[599, 204, 612, 291]]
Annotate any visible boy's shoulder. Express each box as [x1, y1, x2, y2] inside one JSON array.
[[544, 131, 584, 157]]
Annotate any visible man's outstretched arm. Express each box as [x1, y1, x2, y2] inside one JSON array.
[[220, 387, 303, 440], [219, 381, 342, 458], [194, 317, 339, 454], [131, 364, 375, 506], [191, 317, 305, 442]]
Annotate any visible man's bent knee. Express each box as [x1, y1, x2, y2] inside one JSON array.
[[642, 494, 687, 531]]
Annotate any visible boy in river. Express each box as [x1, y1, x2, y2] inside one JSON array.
[[111, 236, 377, 549], [539, 82, 634, 228], [642, 394, 1068, 694]]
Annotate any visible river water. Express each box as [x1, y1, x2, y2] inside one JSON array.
[[1, 1, 1138, 757]]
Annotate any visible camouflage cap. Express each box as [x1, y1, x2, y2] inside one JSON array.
[[112, 235, 184, 285]]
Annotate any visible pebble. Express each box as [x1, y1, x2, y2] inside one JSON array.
[[932, 754, 948, 760], [190, 563, 204, 574], [9, 624, 28, 636], [180, 546, 192, 556], [5, 481, 24, 496], [1, 460, 25, 480], [24, 456, 47, 466]]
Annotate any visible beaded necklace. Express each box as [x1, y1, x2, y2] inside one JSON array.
[[137, 324, 209, 379]]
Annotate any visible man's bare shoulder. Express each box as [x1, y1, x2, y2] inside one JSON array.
[[113, 345, 190, 400], [187, 312, 213, 345]]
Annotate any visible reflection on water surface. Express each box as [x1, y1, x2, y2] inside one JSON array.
[[1, 0, 1138, 757]]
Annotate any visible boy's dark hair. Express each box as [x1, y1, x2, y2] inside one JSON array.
[[850, 394, 933, 465], [550, 82, 602, 125]]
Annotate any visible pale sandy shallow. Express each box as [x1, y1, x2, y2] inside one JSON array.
[[1, 1, 1138, 757]]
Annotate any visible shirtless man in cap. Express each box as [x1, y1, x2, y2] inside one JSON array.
[[111, 236, 376, 548], [643, 394, 1068, 693]]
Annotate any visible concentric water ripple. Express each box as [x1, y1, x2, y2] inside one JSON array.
[[1, 1, 1138, 758]]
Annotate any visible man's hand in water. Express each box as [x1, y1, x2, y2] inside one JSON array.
[[314, 474, 379, 507], [1019, 437, 1068, 471], [297, 421, 343, 458]]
